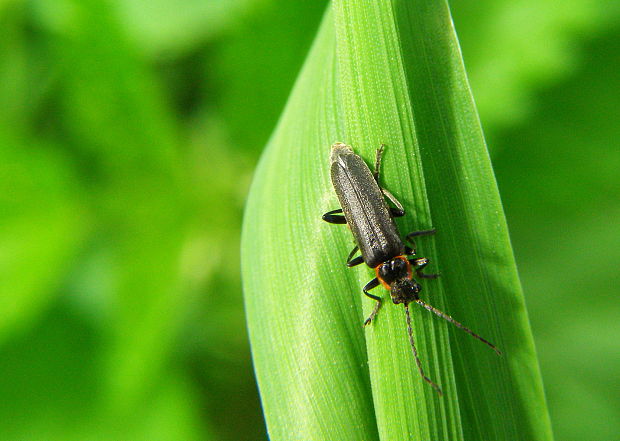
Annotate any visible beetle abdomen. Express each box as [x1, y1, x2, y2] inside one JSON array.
[[330, 144, 403, 267]]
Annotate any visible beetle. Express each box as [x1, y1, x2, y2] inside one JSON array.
[[323, 142, 500, 395]]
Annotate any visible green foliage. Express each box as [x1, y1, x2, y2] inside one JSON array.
[[451, 0, 620, 128], [242, 1, 552, 439], [490, 30, 620, 441]]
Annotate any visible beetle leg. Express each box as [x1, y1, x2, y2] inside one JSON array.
[[372, 144, 386, 182], [346, 245, 364, 267], [409, 257, 439, 279], [372, 144, 406, 218], [322, 208, 346, 224], [390, 207, 405, 217], [362, 278, 382, 326], [405, 229, 436, 252], [406, 229, 436, 239], [382, 188, 405, 217], [347, 256, 364, 267], [346, 245, 359, 261], [410, 257, 429, 269]]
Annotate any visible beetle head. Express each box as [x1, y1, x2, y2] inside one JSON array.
[[390, 279, 421, 304], [375, 256, 421, 304], [377, 256, 409, 285]]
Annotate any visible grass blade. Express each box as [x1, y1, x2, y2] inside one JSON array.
[[242, 2, 554, 440], [242, 10, 379, 440]]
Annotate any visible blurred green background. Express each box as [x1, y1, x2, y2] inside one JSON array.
[[0, 1, 618, 440]]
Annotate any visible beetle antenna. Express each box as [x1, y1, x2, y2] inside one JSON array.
[[415, 299, 502, 355], [404, 303, 443, 396]]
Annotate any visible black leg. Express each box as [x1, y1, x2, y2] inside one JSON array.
[[323, 208, 346, 224], [383, 188, 405, 217], [409, 257, 429, 269], [405, 229, 436, 253], [363, 278, 382, 326], [390, 207, 405, 217], [347, 256, 364, 267], [409, 257, 439, 279], [346, 246, 364, 267], [346, 245, 359, 262], [373, 144, 385, 182], [406, 229, 436, 239], [372, 144, 406, 218]]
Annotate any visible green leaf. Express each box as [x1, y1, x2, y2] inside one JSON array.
[[242, 1, 554, 440], [56, 0, 193, 422], [0, 136, 87, 343]]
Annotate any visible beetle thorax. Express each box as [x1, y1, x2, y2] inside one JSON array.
[[375, 256, 422, 304], [376, 256, 411, 286]]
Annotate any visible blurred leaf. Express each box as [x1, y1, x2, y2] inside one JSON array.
[[491, 27, 620, 441], [0, 304, 100, 441], [114, 0, 260, 58], [242, 1, 552, 440], [0, 4, 29, 130], [54, 0, 192, 423], [451, 0, 620, 129], [0, 304, 208, 441], [0, 137, 87, 343], [215, 0, 329, 155]]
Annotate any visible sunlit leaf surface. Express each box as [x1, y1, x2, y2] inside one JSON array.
[[242, 2, 554, 440]]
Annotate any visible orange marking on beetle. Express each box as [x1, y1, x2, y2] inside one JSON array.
[[375, 255, 412, 289], [405, 257, 413, 279], [375, 265, 391, 290]]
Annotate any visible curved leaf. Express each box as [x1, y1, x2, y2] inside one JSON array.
[[242, 2, 553, 440]]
